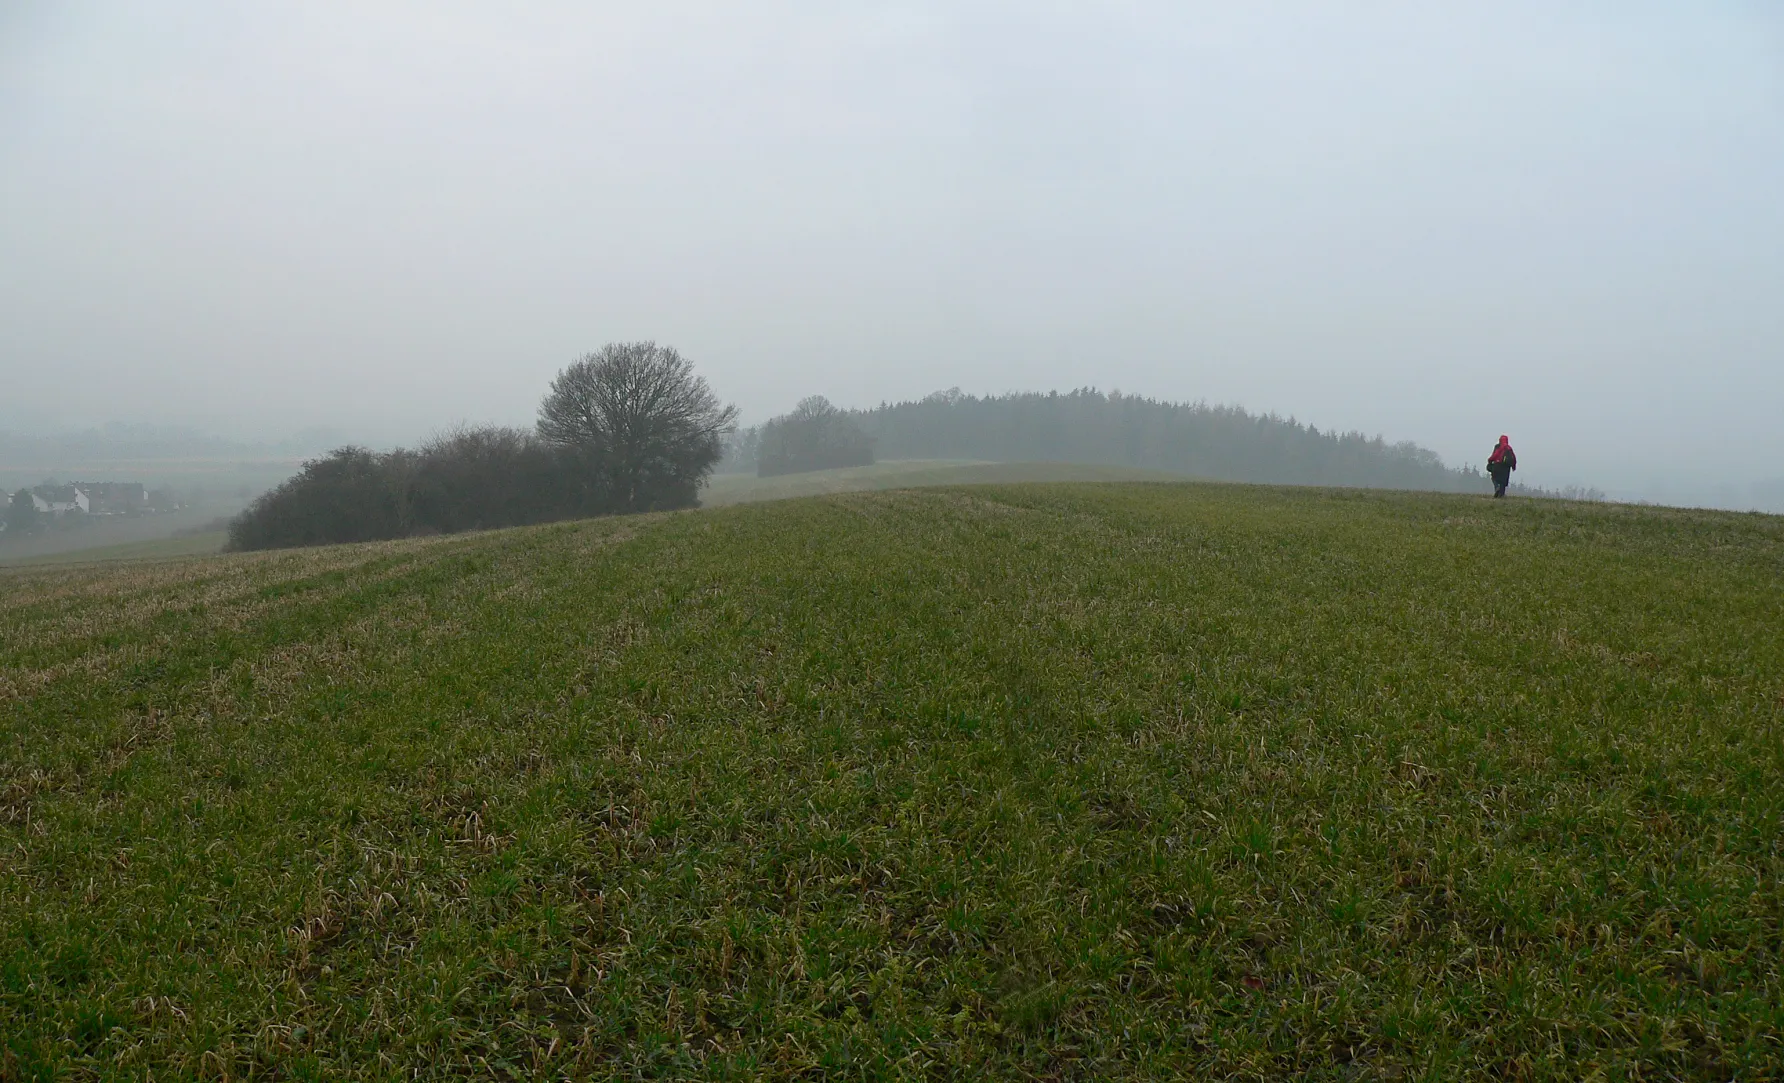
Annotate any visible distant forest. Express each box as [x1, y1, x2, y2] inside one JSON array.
[[727, 388, 1491, 494]]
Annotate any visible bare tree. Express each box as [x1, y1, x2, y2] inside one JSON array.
[[538, 342, 738, 512]]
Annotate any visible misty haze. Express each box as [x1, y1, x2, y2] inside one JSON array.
[[4, 4, 1782, 531], [4, 5, 1784, 1079]]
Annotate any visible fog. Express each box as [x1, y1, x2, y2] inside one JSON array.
[[3, 2, 1781, 508]]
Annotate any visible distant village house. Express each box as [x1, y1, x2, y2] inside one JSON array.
[[29, 485, 85, 515], [27, 482, 149, 516]]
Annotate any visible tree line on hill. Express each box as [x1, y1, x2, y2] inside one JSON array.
[[228, 348, 1577, 551], [723, 387, 1498, 493], [227, 343, 735, 550]]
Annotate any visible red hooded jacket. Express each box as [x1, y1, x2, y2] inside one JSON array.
[[1487, 436, 1516, 470]]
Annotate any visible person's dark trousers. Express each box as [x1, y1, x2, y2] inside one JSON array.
[[1490, 467, 1511, 497]]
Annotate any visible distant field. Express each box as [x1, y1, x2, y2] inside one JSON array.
[[2, 483, 1781, 1078], [0, 530, 227, 568], [701, 459, 1188, 506], [0, 503, 240, 565]]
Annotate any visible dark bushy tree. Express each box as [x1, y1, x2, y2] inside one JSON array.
[[537, 342, 738, 512], [227, 433, 599, 551], [227, 447, 408, 550], [756, 396, 874, 477], [4, 489, 40, 536], [228, 344, 738, 550], [408, 427, 580, 534]]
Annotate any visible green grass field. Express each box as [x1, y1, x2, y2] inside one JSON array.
[[700, 460, 1189, 507], [3, 483, 1781, 1079]]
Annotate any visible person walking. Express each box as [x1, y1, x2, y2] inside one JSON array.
[[1487, 435, 1517, 498]]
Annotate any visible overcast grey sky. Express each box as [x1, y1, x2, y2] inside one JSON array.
[[2, 2, 1780, 502]]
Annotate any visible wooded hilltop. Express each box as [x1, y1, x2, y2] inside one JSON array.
[[227, 347, 1575, 552], [724, 387, 1493, 493]]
